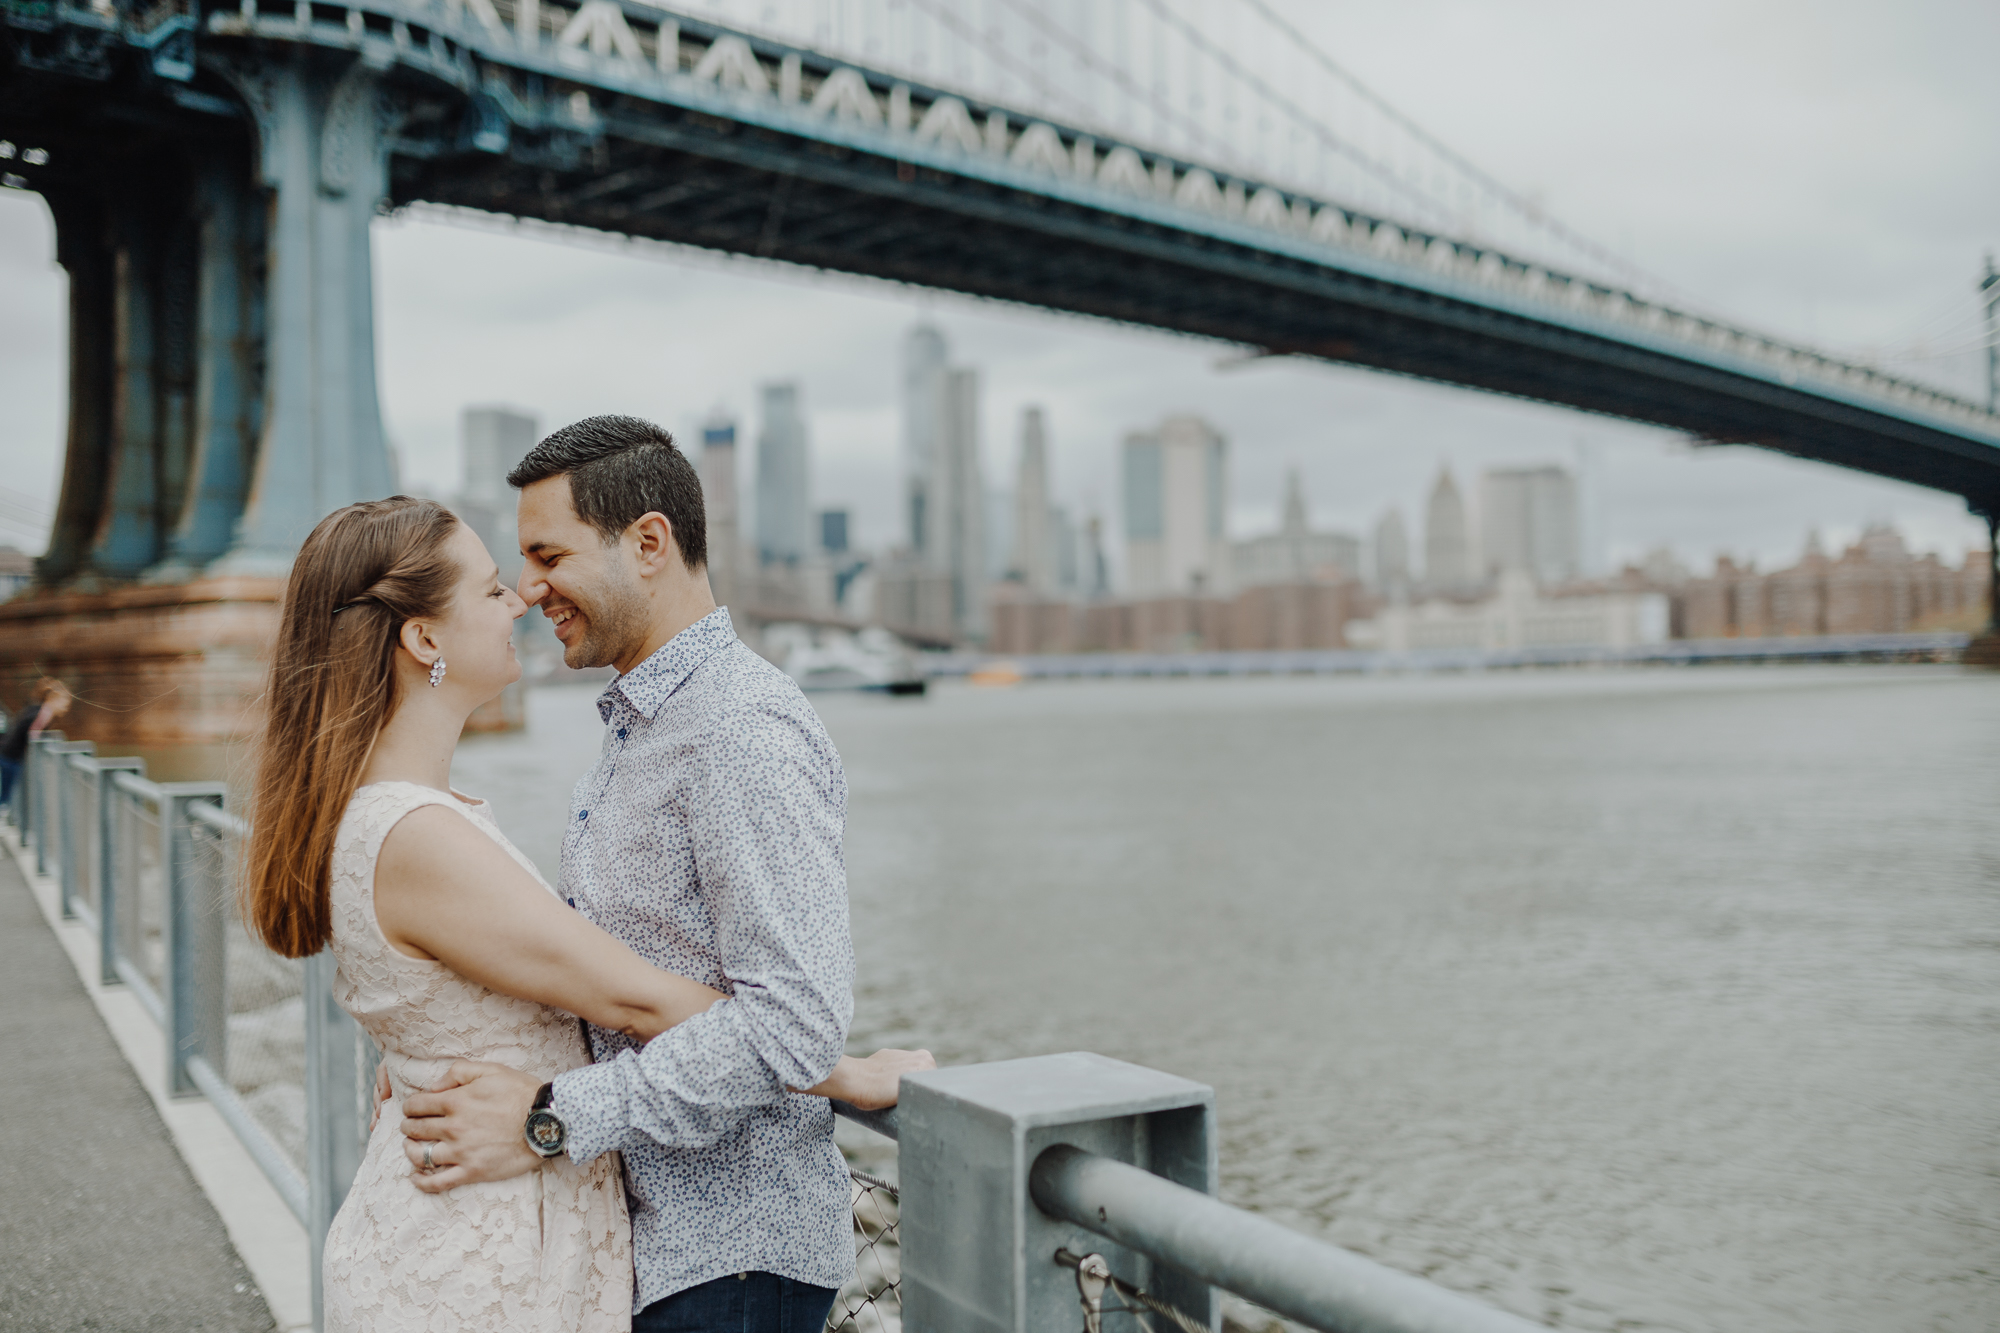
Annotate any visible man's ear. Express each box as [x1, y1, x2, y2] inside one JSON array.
[[629, 512, 678, 578]]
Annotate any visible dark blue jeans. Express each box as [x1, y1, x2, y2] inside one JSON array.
[[634, 1272, 837, 1333]]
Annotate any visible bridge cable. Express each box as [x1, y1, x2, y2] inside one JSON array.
[[1227, 0, 1670, 293]]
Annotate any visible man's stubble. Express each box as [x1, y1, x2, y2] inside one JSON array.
[[562, 564, 651, 671]]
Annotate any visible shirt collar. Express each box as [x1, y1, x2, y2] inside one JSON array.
[[597, 606, 736, 722]]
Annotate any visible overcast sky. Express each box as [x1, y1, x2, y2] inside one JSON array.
[[2, 0, 1996, 574]]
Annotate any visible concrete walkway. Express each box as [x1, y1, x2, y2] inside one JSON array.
[[0, 852, 276, 1332]]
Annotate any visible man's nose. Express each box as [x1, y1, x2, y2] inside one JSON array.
[[516, 566, 547, 606]]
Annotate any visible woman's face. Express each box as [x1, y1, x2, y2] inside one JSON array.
[[433, 523, 527, 697]]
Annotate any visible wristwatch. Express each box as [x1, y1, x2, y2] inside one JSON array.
[[524, 1082, 568, 1159]]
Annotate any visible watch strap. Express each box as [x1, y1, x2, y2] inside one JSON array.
[[532, 1081, 556, 1112]]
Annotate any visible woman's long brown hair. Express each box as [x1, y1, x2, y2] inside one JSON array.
[[245, 497, 461, 958]]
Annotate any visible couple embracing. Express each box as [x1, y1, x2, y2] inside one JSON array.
[[243, 415, 932, 1333]]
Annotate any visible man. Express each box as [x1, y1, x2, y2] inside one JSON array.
[[400, 415, 930, 1333]]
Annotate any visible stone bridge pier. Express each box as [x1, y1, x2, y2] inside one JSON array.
[[1, 47, 398, 765]]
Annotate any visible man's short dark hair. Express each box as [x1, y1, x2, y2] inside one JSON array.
[[508, 414, 706, 570]]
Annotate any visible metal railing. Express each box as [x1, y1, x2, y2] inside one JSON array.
[[12, 736, 1552, 1333], [9, 732, 374, 1332], [844, 1055, 1561, 1333]]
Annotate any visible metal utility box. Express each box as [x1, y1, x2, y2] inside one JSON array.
[[898, 1051, 1217, 1333]]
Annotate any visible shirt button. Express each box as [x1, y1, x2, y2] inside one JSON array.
[[578, 811, 588, 821]]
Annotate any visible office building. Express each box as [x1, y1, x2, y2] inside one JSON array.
[[1423, 465, 1474, 590], [899, 324, 986, 639], [461, 406, 538, 513], [819, 508, 849, 554], [1373, 506, 1410, 595], [1123, 413, 1229, 597], [1231, 468, 1360, 588], [700, 409, 741, 604], [1480, 464, 1579, 586], [1012, 407, 1055, 594], [755, 382, 812, 566]]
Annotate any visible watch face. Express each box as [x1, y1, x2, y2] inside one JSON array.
[[526, 1108, 566, 1157]]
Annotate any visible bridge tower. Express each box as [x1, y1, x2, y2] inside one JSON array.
[[1, 37, 397, 759]]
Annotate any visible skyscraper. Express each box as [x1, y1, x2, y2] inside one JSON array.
[[1480, 465, 1579, 586], [461, 406, 538, 511], [901, 324, 948, 560], [458, 406, 538, 582], [1373, 506, 1410, 595], [1012, 407, 1054, 594], [755, 382, 811, 566], [1424, 465, 1473, 589], [700, 409, 740, 603], [1084, 514, 1110, 598], [1123, 413, 1229, 597], [899, 324, 986, 638]]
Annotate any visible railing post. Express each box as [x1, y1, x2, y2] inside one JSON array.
[[305, 949, 371, 1333], [24, 730, 61, 872], [162, 786, 231, 1099], [897, 1052, 1217, 1333], [52, 742, 96, 919], [93, 757, 146, 986]]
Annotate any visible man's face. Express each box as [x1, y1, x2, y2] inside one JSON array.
[[516, 476, 650, 671]]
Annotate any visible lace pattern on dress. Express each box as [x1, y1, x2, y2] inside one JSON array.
[[319, 781, 633, 1333]]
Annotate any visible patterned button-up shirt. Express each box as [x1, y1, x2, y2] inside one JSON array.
[[548, 607, 856, 1311]]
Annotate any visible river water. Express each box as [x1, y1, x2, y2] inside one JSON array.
[[453, 663, 2000, 1333]]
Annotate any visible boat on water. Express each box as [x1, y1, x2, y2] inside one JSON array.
[[767, 623, 929, 695]]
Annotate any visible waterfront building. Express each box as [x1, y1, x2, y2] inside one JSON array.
[[1349, 570, 1668, 653], [1123, 413, 1230, 597], [899, 324, 986, 640], [1682, 526, 1990, 638], [1231, 468, 1361, 588], [1372, 506, 1410, 597], [1423, 465, 1474, 590], [1480, 464, 1579, 585], [755, 382, 812, 566]]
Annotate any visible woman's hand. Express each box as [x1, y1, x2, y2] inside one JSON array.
[[803, 1049, 936, 1110]]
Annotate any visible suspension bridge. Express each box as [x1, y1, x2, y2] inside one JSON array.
[[4, 0, 2000, 592]]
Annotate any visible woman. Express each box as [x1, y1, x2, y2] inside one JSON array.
[[243, 497, 922, 1332]]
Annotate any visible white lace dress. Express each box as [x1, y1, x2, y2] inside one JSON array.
[[320, 781, 633, 1333]]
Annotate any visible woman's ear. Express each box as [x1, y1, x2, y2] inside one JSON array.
[[397, 619, 440, 668]]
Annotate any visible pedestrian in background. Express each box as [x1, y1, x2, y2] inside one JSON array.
[[1, 677, 70, 808]]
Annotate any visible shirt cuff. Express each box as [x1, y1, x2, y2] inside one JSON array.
[[550, 1064, 627, 1166]]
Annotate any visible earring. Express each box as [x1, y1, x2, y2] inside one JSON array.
[[429, 656, 447, 688]]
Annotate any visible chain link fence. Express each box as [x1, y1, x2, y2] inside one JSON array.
[[830, 1168, 902, 1333]]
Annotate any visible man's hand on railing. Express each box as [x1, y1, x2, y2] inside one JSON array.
[[805, 1048, 934, 1110]]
